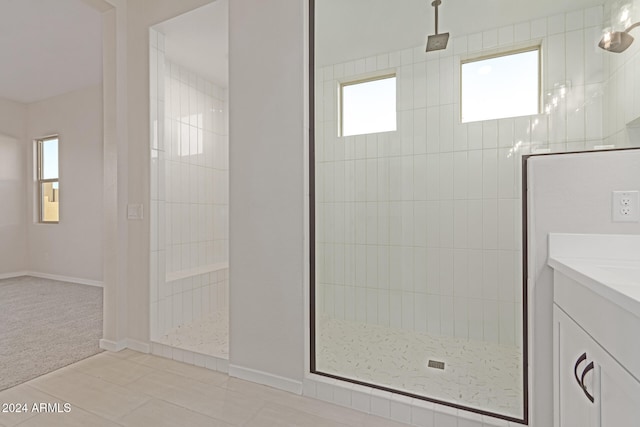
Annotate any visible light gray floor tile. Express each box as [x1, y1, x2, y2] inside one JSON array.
[[14, 406, 123, 427], [67, 353, 156, 386], [118, 398, 232, 427], [2, 351, 417, 427], [245, 402, 353, 427], [0, 384, 64, 427], [28, 369, 150, 421]]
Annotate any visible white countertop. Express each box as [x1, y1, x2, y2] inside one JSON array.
[[548, 233, 640, 318]]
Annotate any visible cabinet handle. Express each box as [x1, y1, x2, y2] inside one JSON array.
[[573, 352, 595, 403], [580, 361, 595, 403]]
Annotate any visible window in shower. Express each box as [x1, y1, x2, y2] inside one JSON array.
[[312, 1, 527, 424], [340, 74, 396, 137], [461, 47, 541, 123], [36, 136, 60, 223]]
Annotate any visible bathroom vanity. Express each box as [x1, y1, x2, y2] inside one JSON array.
[[548, 233, 640, 427]]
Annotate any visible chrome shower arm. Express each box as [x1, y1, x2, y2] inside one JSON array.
[[625, 21, 640, 33]]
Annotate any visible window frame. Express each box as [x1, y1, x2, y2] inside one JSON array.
[[460, 45, 542, 123], [339, 72, 397, 137], [36, 135, 60, 224]]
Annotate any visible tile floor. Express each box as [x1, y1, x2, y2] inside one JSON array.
[[157, 311, 229, 358], [0, 349, 413, 427], [317, 316, 523, 418]]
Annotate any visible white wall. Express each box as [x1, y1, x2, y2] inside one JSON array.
[[0, 99, 27, 276], [26, 85, 104, 283], [228, 0, 307, 390], [0, 134, 27, 276], [527, 148, 640, 427]]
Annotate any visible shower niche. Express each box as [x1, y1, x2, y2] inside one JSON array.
[[149, 1, 229, 366]]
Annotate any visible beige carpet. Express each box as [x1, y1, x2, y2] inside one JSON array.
[[0, 276, 103, 391]]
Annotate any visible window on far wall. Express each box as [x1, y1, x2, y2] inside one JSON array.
[[37, 136, 59, 223], [461, 47, 540, 123], [340, 74, 397, 137]]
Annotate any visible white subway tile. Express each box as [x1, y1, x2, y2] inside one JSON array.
[[483, 29, 498, 49], [426, 294, 441, 335], [390, 290, 402, 328], [414, 291, 428, 333], [513, 21, 531, 42], [434, 406, 458, 427], [468, 32, 483, 52], [483, 299, 500, 343], [454, 296, 469, 338], [370, 389, 392, 418], [498, 26, 514, 46], [499, 301, 516, 345]]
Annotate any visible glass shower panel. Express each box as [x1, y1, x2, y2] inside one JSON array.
[[311, 0, 532, 422]]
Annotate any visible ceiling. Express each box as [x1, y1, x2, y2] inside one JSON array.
[[153, 0, 228, 89], [316, 0, 607, 66], [0, 0, 608, 103], [0, 0, 102, 104]]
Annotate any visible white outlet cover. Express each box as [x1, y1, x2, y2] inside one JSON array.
[[612, 191, 640, 222]]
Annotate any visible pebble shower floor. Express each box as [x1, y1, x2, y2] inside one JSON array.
[[316, 315, 523, 418]]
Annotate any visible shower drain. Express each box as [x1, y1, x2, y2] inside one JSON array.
[[427, 360, 445, 370]]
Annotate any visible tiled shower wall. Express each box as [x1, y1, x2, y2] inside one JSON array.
[[150, 29, 229, 340], [604, 0, 640, 144], [316, 6, 607, 346]]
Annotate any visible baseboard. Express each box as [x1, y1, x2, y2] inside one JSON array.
[[229, 364, 303, 395], [99, 338, 127, 352], [100, 338, 151, 354], [0, 271, 29, 280], [28, 271, 103, 287], [126, 339, 150, 354]]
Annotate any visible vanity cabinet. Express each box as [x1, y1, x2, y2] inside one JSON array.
[[553, 273, 640, 427]]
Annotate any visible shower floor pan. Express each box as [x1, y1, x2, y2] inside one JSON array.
[[316, 315, 523, 418], [157, 310, 228, 359]]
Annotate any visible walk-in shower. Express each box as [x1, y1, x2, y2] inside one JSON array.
[[149, 1, 229, 364], [312, 0, 607, 423]]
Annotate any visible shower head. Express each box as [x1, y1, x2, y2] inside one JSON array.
[[427, 33, 450, 52], [426, 0, 449, 52], [599, 22, 640, 53]]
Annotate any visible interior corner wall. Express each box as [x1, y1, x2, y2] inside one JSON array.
[[229, 0, 306, 389], [26, 85, 104, 283], [0, 98, 28, 276]]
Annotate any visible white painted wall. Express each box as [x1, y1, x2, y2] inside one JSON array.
[[527, 148, 640, 427], [26, 85, 104, 283], [228, 0, 307, 390], [0, 99, 27, 276]]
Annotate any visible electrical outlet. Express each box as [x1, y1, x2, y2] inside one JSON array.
[[612, 191, 639, 222]]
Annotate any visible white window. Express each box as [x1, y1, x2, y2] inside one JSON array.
[[340, 74, 396, 137], [37, 136, 59, 223], [461, 47, 540, 123]]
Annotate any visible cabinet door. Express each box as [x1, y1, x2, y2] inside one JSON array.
[[600, 350, 640, 426], [555, 306, 600, 427]]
